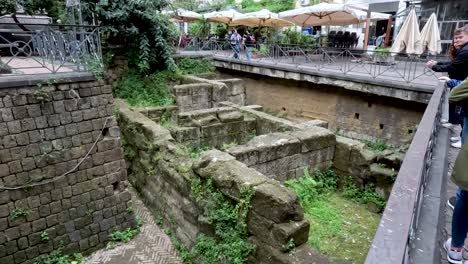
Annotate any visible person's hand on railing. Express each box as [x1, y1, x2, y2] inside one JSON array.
[[426, 60, 438, 68]]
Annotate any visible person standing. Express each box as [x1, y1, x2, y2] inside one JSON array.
[[427, 25, 468, 149], [243, 30, 254, 61], [444, 78, 468, 264], [230, 29, 241, 59]]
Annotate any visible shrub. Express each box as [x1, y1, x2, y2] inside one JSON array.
[[113, 69, 176, 107]]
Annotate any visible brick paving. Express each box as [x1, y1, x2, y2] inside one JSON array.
[[86, 187, 182, 264], [441, 127, 468, 264]]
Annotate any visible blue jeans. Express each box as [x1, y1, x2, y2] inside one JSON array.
[[233, 44, 240, 59], [462, 116, 468, 144], [452, 189, 468, 247], [245, 46, 251, 61]]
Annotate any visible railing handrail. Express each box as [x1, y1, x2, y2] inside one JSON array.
[[0, 22, 99, 28], [0, 24, 103, 76], [176, 39, 445, 86], [364, 83, 446, 263]]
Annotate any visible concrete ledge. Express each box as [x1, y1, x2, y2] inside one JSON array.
[[0, 72, 96, 89], [409, 125, 449, 263], [213, 57, 440, 104]]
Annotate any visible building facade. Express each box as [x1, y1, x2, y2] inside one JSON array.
[[420, 0, 468, 52]]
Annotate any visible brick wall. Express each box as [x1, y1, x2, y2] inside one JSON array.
[[0, 74, 135, 263]]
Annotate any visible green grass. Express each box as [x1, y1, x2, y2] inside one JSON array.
[[305, 194, 380, 264], [285, 169, 382, 263], [114, 58, 216, 107], [33, 249, 84, 264], [362, 139, 392, 152], [177, 57, 215, 75], [113, 69, 177, 107]]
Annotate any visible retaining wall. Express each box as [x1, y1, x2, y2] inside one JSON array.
[[0, 74, 135, 264]]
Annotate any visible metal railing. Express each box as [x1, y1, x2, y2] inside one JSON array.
[[0, 23, 103, 76], [365, 83, 447, 263], [176, 39, 445, 86]]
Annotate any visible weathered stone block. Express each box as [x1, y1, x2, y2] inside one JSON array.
[[218, 111, 243, 123], [251, 181, 303, 223]]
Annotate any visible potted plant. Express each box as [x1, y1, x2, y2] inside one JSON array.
[[373, 47, 395, 65]]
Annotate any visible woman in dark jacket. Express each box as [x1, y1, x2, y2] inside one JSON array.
[[427, 25, 468, 148]]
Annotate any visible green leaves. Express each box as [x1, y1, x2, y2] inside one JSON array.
[[113, 69, 176, 107], [190, 179, 256, 264], [93, 0, 177, 72], [177, 58, 215, 75]]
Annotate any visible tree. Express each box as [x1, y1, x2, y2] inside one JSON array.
[[0, 0, 63, 19], [92, 0, 177, 72], [172, 0, 198, 11]]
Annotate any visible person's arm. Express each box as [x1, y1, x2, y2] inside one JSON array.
[[432, 50, 468, 72], [449, 79, 468, 102]]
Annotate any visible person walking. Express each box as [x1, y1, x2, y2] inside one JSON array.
[[230, 29, 241, 59], [243, 30, 255, 61], [444, 78, 468, 264]]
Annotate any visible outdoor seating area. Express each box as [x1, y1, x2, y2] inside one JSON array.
[[327, 31, 359, 48]]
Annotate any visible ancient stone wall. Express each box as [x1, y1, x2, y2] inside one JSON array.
[[227, 128, 336, 182], [0, 74, 135, 263], [116, 99, 329, 264], [333, 136, 403, 200], [218, 70, 426, 146], [173, 76, 246, 112], [169, 107, 256, 147]]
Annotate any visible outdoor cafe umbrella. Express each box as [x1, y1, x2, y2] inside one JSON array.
[[203, 9, 242, 24], [278, 3, 363, 27], [420, 13, 441, 55], [390, 9, 422, 54], [230, 9, 293, 27], [165, 9, 202, 22]]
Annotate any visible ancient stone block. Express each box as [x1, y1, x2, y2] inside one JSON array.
[[34, 116, 48, 129], [251, 181, 303, 223], [7, 121, 21, 134], [217, 111, 243, 123]]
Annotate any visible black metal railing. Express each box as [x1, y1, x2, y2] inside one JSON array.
[[0, 23, 103, 76], [176, 39, 446, 86], [365, 82, 447, 263]]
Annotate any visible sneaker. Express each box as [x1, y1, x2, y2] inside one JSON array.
[[444, 238, 463, 264], [448, 196, 457, 210], [452, 141, 462, 149], [451, 137, 461, 143], [443, 123, 453, 129]]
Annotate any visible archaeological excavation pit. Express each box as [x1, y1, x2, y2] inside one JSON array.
[[115, 73, 404, 263]]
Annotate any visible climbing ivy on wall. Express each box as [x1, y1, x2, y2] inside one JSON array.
[[190, 178, 256, 264]]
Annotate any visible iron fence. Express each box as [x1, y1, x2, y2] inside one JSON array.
[[0, 23, 103, 76], [176, 39, 446, 86], [365, 83, 446, 264]]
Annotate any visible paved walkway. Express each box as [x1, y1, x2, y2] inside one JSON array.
[[176, 49, 443, 88], [441, 127, 468, 263], [86, 188, 182, 264]]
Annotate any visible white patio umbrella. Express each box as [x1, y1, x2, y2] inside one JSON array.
[[420, 13, 441, 55], [203, 9, 242, 24], [353, 9, 391, 22], [390, 9, 422, 54], [165, 9, 202, 22], [278, 3, 363, 27], [230, 9, 293, 27]]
